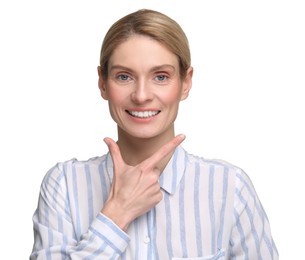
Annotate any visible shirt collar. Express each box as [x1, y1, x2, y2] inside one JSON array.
[[105, 145, 187, 195], [159, 145, 186, 195]]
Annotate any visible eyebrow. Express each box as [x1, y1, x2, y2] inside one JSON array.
[[109, 64, 176, 73]]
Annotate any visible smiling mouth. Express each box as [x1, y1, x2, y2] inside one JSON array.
[[126, 110, 160, 118]]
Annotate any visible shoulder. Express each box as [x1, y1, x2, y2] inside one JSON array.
[[184, 148, 242, 173], [40, 155, 107, 189], [183, 148, 252, 186]]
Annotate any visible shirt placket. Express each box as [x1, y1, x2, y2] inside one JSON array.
[[137, 213, 150, 259]]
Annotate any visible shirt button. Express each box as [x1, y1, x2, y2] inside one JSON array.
[[144, 236, 150, 244]]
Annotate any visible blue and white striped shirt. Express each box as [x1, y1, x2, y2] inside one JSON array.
[[31, 146, 278, 259]]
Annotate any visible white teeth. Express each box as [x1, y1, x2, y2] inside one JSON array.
[[128, 110, 159, 118]]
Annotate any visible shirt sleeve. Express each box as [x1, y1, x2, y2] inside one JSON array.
[[30, 163, 130, 259], [229, 169, 279, 260]]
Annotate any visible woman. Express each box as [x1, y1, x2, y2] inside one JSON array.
[[31, 9, 278, 259]]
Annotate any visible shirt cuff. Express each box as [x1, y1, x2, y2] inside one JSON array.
[[89, 213, 130, 255]]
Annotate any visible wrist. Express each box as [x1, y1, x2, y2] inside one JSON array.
[[101, 200, 131, 232]]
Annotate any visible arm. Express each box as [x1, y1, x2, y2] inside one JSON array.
[[229, 170, 278, 260], [30, 163, 129, 260], [31, 134, 185, 259]]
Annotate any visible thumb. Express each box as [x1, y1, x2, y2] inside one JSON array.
[[103, 137, 125, 168]]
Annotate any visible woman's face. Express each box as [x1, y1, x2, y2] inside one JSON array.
[[99, 34, 192, 140]]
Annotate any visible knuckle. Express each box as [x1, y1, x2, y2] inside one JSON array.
[[147, 173, 159, 184], [156, 191, 163, 202], [138, 162, 149, 172], [160, 145, 169, 157]]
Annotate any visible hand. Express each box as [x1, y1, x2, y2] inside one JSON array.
[[101, 134, 185, 231]]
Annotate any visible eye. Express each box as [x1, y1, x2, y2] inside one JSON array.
[[155, 75, 168, 81], [117, 74, 130, 81]]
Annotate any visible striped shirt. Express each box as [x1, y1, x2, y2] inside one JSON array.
[[30, 146, 278, 259]]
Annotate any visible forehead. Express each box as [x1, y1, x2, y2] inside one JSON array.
[[108, 35, 179, 70]]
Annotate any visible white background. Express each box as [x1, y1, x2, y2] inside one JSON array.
[[0, 0, 304, 258]]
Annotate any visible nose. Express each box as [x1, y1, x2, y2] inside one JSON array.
[[131, 79, 153, 103]]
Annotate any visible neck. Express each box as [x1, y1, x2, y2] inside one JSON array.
[[116, 127, 176, 168]]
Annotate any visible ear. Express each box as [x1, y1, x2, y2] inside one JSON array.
[[180, 66, 193, 101], [97, 66, 109, 100]]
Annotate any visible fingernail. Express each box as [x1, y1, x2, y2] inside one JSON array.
[[103, 138, 109, 146]]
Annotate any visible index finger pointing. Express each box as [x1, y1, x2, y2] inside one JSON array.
[[144, 134, 186, 170]]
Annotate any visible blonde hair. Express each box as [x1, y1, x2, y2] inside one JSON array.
[[99, 9, 191, 79]]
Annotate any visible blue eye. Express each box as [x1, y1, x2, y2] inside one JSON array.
[[155, 75, 168, 81], [117, 74, 130, 81]]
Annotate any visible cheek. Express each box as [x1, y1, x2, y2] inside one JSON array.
[[161, 86, 182, 104], [107, 88, 125, 104]]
